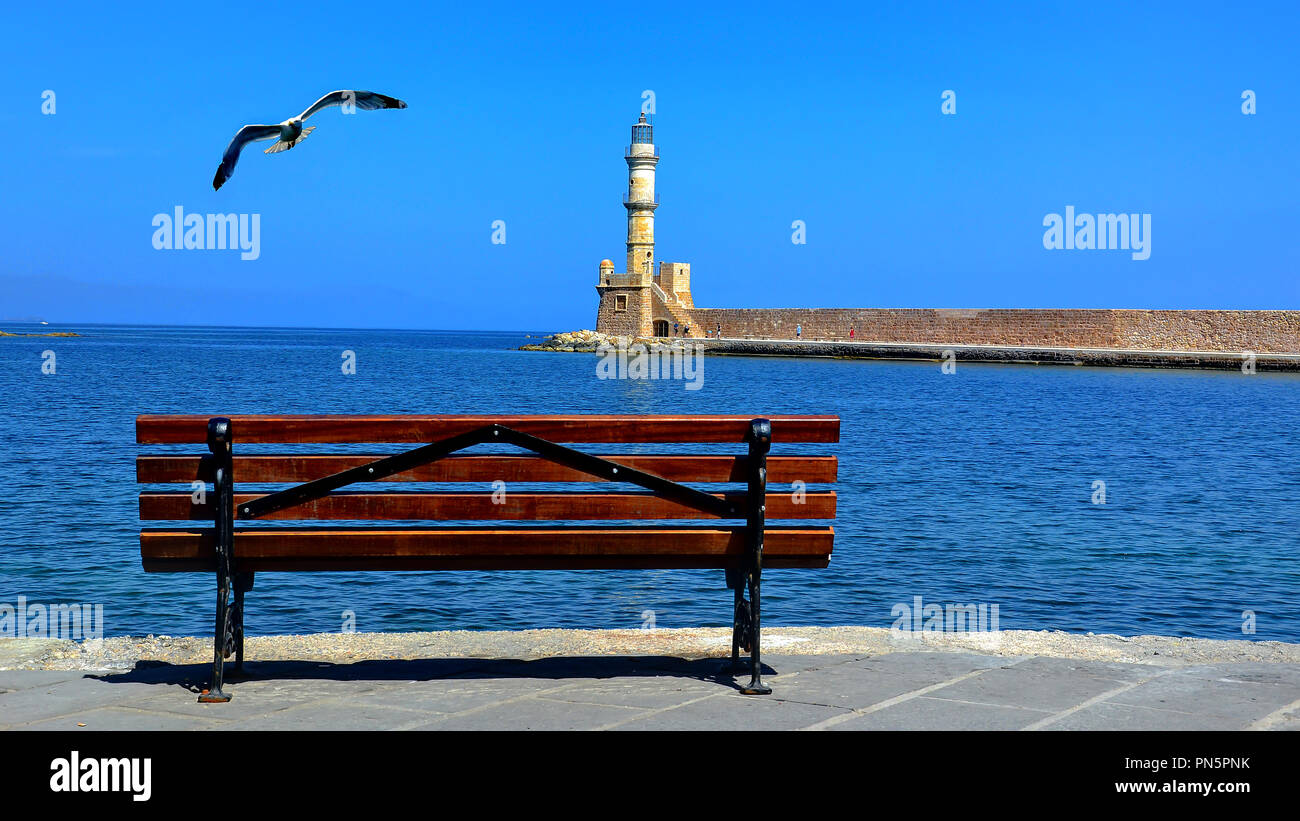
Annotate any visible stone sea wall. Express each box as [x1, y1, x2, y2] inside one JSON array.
[[685, 309, 1300, 354], [522, 329, 1300, 370]]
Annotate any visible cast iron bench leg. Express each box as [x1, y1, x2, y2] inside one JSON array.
[[231, 572, 253, 675], [741, 563, 770, 694], [200, 567, 232, 703], [739, 418, 772, 695], [199, 418, 235, 703], [723, 569, 749, 674]]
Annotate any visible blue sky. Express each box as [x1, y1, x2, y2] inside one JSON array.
[[0, 1, 1296, 330]]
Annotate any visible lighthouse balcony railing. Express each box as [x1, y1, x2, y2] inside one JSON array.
[[625, 145, 659, 158], [623, 193, 659, 206], [601, 273, 645, 288]]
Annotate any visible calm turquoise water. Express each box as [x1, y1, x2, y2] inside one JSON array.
[[2, 324, 1298, 640]]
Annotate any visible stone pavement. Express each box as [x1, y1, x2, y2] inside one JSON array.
[[3, 650, 1299, 730]]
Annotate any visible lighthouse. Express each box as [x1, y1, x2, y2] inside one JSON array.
[[595, 111, 696, 338], [625, 113, 658, 284]]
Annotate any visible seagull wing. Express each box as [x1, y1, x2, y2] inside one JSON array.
[[298, 89, 407, 121], [213, 124, 281, 191]]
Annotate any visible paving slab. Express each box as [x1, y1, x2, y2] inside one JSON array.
[[347, 677, 589, 716], [215, 699, 435, 731], [410, 695, 650, 731], [18, 706, 224, 732], [611, 691, 853, 730], [750, 653, 871, 675], [828, 695, 1050, 731], [1041, 701, 1248, 731], [1176, 662, 1300, 688], [771, 652, 1015, 711], [923, 657, 1164, 713], [854, 651, 1026, 679], [537, 677, 723, 710], [1106, 668, 1300, 721], [117, 676, 390, 723], [0, 670, 89, 691], [0, 676, 160, 728]]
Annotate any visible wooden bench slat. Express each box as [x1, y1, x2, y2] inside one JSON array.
[[136, 454, 838, 484], [135, 414, 841, 444], [139, 490, 837, 521], [140, 526, 835, 571]]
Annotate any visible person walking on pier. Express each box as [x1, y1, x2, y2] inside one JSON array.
[[849, 326, 855, 340], [796, 323, 802, 340]]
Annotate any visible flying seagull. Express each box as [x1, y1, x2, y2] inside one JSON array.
[[212, 90, 407, 190]]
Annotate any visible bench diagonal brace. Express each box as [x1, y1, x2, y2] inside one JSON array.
[[490, 426, 737, 519], [238, 424, 738, 520], [238, 426, 500, 520]]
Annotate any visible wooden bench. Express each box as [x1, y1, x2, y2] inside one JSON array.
[[136, 414, 839, 702]]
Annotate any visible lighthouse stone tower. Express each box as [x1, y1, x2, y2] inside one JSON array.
[[595, 112, 697, 338], [625, 113, 658, 283]]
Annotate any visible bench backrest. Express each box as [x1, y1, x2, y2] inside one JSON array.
[[136, 414, 839, 572]]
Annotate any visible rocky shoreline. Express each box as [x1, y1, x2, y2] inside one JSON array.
[[0, 330, 79, 337], [522, 330, 1300, 371], [5, 627, 1299, 673], [520, 329, 687, 353]]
